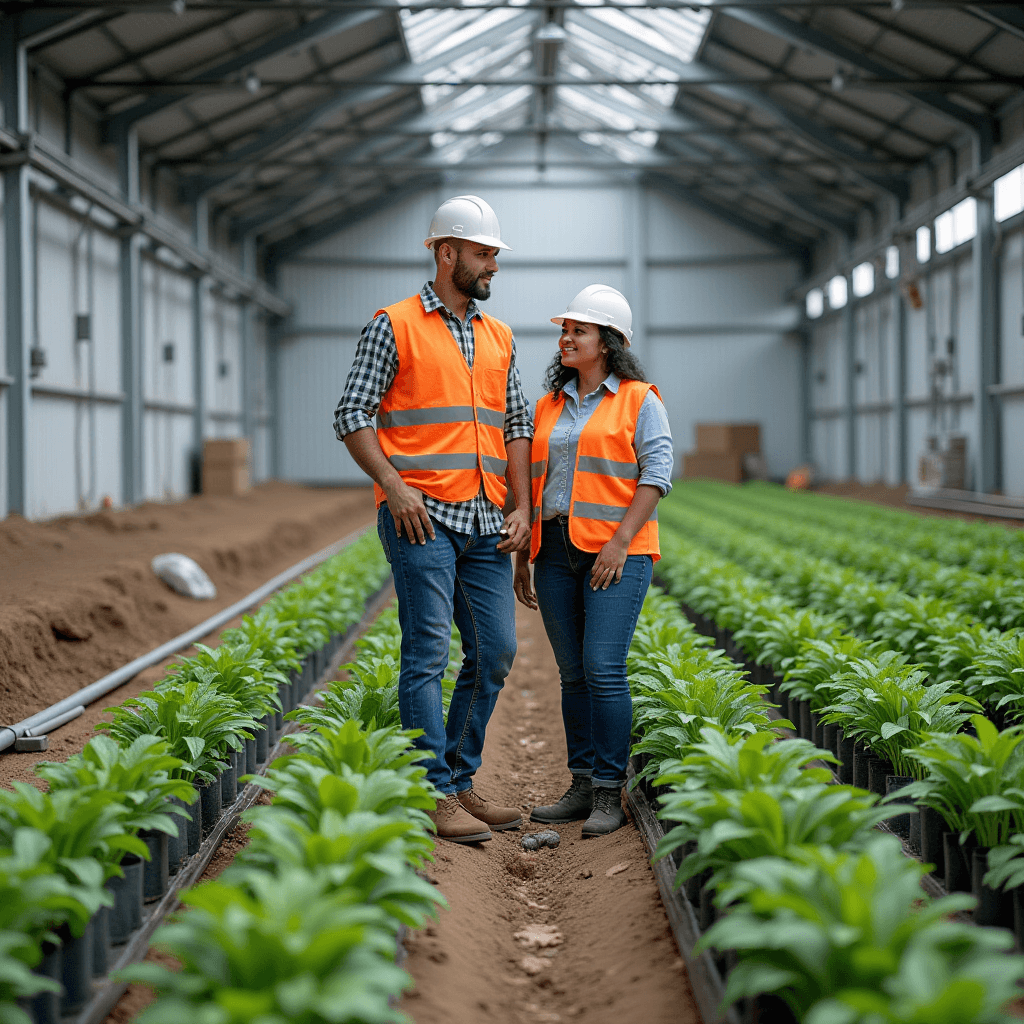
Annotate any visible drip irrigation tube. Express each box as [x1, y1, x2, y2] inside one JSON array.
[[0, 525, 371, 753]]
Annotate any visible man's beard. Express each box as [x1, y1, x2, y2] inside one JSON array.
[[452, 253, 491, 301]]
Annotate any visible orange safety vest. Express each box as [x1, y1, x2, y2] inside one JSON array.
[[373, 295, 511, 510], [529, 379, 661, 562]]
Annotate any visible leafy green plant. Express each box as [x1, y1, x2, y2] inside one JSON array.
[[819, 656, 978, 777], [119, 869, 409, 1024], [903, 716, 1024, 846], [162, 642, 284, 721], [36, 734, 194, 838], [104, 679, 256, 784], [698, 835, 1022, 1024]]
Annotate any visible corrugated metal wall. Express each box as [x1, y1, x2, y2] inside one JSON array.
[[274, 181, 803, 484]]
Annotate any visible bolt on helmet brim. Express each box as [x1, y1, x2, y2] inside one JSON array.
[[551, 284, 633, 345], [424, 194, 511, 251]]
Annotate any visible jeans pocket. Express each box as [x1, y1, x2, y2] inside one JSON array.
[[377, 507, 392, 564]]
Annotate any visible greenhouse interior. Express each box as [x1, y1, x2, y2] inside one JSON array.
[[1, 2, 1024, 1022]]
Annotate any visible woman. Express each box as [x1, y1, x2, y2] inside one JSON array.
[[514, 285, 673, 837]]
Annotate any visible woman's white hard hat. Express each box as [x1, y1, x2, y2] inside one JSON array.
[[551, 284, 633, 345], [424, 195, 511, 251]]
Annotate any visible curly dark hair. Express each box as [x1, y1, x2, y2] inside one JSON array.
[[542, 324, 648, 397]]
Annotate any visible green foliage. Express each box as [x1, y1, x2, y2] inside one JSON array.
[[698, 836, 1021, 1024], [162, 642, 284, 720]]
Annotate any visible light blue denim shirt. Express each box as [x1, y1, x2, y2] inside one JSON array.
[[541, 374, 674, 520]]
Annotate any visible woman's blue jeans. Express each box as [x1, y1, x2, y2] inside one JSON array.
[[532, 517, 652, 787], [377, 504, 516, 796]]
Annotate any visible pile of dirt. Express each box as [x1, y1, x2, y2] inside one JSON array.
[[0, 482, 376, 789]]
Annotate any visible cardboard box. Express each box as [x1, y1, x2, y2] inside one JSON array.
[[694, 423, 761, 455], [203, 438, 250, 496], [682, 451, 744, 484]]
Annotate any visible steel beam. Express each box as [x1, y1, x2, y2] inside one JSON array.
[[104, 8, 385, 139], [627, 184, 647, 363], [240, 235, 256, 453], [192, 199, 209, 484], [2, 19, 31, 517], [973, 193, 999, 493], [844, 278, 856, 480], [723, 7, 994, 138], [117, 128, 144, 506]]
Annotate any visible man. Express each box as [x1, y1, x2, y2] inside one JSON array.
[[334, 195, 533, 844]]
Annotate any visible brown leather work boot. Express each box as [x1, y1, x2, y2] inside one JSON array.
[[427, 793, 492, 844], [457, 786, 523, 830]]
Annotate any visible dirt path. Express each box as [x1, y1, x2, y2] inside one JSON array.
[[400, 603, 699, 1024], [1, 483, 376, 789]]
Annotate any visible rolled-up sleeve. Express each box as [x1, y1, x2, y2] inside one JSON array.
[[333, 313, 398, 440], [503, 335, 535, 443], [634, 390, 673, 496]]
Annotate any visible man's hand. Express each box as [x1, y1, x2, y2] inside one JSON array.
[[383, 479, 436, 544], [513, 552, 537, 609], [497, 507, 530, 553]]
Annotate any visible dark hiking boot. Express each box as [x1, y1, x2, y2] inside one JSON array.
[[457, 786, 522, 830], [427, 793, 492, 844], [530, 774, 593, 824], [581, 785, 626, 837]]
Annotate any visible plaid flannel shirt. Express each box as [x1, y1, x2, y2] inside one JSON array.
[[334, 282, 534, 535]]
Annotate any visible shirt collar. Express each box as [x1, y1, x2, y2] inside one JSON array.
[[564, 372, 620, 400], [420, 281, 482, 322]]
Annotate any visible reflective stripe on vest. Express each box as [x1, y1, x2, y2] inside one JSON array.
[[372, 295, 511, 509], [529, 379, 661, 562]]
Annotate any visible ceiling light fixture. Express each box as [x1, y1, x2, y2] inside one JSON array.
[[831, 70, 845, 92], [170, 0, 186, 14], [244, 72, 261, 94]]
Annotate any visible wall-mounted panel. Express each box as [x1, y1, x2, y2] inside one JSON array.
[[999, 229, 1024, 387], [205, 292, 243, 437], [646, 191, 779, 259]]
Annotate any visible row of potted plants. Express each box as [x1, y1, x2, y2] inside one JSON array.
[[626, 584, 1024, 1024], [737, 480, 1024, 576], [119, 578, 447, 1022], [0, 531, 391, 1024], [666, 483, 1024, 630], [658, 500, 1024, 724]]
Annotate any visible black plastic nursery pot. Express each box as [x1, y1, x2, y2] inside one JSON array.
[[185, 789, 201, 856], [245, 736, 257, 776], [836, 730, 855, 785], [699, 882, 717, 932], [740, 993, 798, 1024], [798, 700, 812, 741], [91, 904, 109, 976], [884, 776, 914, 839], [971, 848, 1014, 929], [810, 709, 823, 748], [106, 854, 143, 942], [140, 828, 169, 901], [220, 753, 238, 806], [944, 832, 975, 893], [256, 713, 271, 761], [852, 745, 871, 791], [1014, 887, 1024, 949], [57, 919, 93, 1014], [199, 774, 223, 836], [166, 795, 190, 875], [822, 723, 839, 761], [867, 758, 894, 799], [919, 806, 945, 877], [26, 940, 61, 1024]]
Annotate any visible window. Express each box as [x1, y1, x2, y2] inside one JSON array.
[[885, 245, 900, 280], [934, 209, 954, 255], [916, 225, 931, 264], [806, 288, 824, 319], [852, 262, 874, 298], [827, 275, 847, 310], [934, 197, 976, 255], [995, 164, 1024, 223]]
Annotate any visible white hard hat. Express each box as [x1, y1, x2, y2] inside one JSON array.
[[551, 284, 633, 345], [424, 194, 511, 251]]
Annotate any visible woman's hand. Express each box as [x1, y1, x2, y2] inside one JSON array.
[[513, 553, 538, 609], [590, 535, 629, 590]]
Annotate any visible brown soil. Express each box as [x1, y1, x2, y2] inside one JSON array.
[[399, 604, 699, 1024], [815, 480, 1024, 529], [0, 482, 376, 790]]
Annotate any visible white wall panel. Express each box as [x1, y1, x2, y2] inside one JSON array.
[[647, 191, 777, 258], [1003, 397, 1024, 498], [143, 407, 195, 500], [1000, 230, 1024, 387], [28, 395, 77, 519], [205, 293, 243, 436]]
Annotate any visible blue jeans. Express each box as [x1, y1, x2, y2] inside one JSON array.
[[532, 518, 652, 786], [377, 504, 516, 795]]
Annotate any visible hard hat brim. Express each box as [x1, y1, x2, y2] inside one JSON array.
[[424, 233, 512, 251], [550, 314, 632, 344]]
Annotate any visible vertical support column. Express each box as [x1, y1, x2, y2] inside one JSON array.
[[264, 259, 282, 480], [117, 128, 143, 505], [844, 300, 856, 481], [2, 19, 31, 517], [798, 329, 812, 465], [627, 185, 647, 362], [239, 235, 256, 459], [973, 193, 999, 493], [191, 198, 208, 491], [894, 279, 908, 484]]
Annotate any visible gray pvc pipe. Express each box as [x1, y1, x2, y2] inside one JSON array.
[[0, 525, 369, 753]]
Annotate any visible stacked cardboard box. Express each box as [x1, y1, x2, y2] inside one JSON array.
[[682, 422, 761, 483], [203, 437, 250, 496]]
